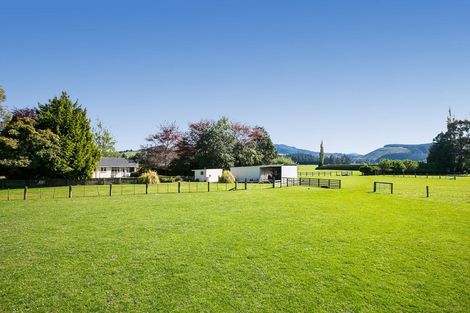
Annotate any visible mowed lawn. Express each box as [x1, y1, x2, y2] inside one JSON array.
[[1, 177, 469, 312]]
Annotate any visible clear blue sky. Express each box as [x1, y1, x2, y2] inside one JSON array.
[[1, 0, 469, 154]]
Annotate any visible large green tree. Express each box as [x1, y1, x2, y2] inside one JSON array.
[[37, 92, 100, 179], [194, 117, 237, 169], [0, 114, 62, 178], [427, 114, 470, 173]]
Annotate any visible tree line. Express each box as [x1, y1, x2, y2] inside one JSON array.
[[134, 117, 277, 175], [0, 89, 120, 179], [0, 87, 279, 179]]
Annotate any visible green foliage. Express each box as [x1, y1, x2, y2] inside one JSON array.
[[427, 113, 470, 173], [317, 164, 364, 170], [403, 160, 419, 172], [159, 175, 184, 183], [319, 140, 325, 166], [37, 92, 100, 179], [138, 170, 160, 184], [0, 116, 62, 178], [218, 170, 235, 183], [359, 164, 380, 175], [93, 120, 119, 157], [194, 117, 237, 169], [0, 85, 12, 131], [365, 159, 422, 175], [271, 155, 295, 165]]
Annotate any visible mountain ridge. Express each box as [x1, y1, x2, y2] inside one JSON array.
[[275, 143, 432, 162]]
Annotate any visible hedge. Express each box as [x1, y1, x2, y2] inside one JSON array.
[[315, 164, 364, 171]]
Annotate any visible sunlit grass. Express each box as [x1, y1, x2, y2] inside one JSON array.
[[1, 176, 469, 312]]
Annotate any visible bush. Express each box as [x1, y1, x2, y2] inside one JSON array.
[[316, 164, 364, 171], [218, 170, 235, 183], [359, 164, 380, 175], [271, 155, 295, 165], [138, 171, 160, 184], [130, 171, 140, 178]]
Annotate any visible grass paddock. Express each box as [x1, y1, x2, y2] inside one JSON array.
[[1, 176, 469, 312]]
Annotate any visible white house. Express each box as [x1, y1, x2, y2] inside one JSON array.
[[230, 164, 297, 182], [192, 168, 223, 182], [93, 157, 138, 178]]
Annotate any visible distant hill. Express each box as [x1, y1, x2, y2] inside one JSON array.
[[275, 143, 432, 163], [362, 144, 431, 162], [275, 144, 319, 156]]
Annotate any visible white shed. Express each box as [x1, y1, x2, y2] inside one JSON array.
[[192, 168, 223, 182], [230, 165, 297, 182]]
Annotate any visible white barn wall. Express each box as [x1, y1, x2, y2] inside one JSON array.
[[230, 166, 260, 181], [193, 169, 223, 182], [206, 169, 223, 182], [281, 166, 298, 179]]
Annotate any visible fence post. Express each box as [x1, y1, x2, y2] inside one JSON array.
[[328, 179, 331, 189], [7, 188, 10, 201], [426, 186, 429, 198], [23, 186, 28, 200], [286, 178, 289, 187], [145, 183, 148, 194], [178, 181, 181, 193], [235, 181, 238, 190], [207, 181, 210, 192], [339, 180, 342, 189], [109, 184, 112, 197], [309, 178, 311, 186], [373, 182, 377, 193], [68, 185, 72, 198], [272, 179, 275, 188], [244, 178, 247, 190], [391, 184, 394, 194]]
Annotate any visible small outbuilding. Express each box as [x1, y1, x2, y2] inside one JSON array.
[[230, 164, 297, 182], [192, 168, 223, 182]]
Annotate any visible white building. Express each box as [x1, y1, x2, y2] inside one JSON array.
[[230, 164, 297, 182], [192, 168, 224, 182], [93, 157, 138, 178]]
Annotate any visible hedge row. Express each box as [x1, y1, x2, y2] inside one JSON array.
[[315, 164, 364, 171]]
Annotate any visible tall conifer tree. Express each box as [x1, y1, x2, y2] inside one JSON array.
[[37, 92, 100, 179]]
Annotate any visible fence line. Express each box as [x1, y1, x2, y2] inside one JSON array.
[[298, 171, 353, 177], [0, 177, 342, 201]]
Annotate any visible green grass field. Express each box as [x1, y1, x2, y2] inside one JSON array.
[[1, 176, 469, 312]]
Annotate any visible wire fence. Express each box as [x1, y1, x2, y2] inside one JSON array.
[[298, 171, 461, 180], [298, 171, 354, 177], [0, 177, 342, 201]]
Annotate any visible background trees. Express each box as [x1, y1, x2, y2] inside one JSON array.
[[138, 117, 277, 174], [427, 113, 470, 173], [93, 120, 119, 157]]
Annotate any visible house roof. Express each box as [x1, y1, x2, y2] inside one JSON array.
[[98, 157, 138, 167]]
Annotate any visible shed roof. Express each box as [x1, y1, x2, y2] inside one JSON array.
[[98, 157, 138, 167]]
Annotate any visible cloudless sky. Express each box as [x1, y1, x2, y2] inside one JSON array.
[[1, 0, 469, 154]]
